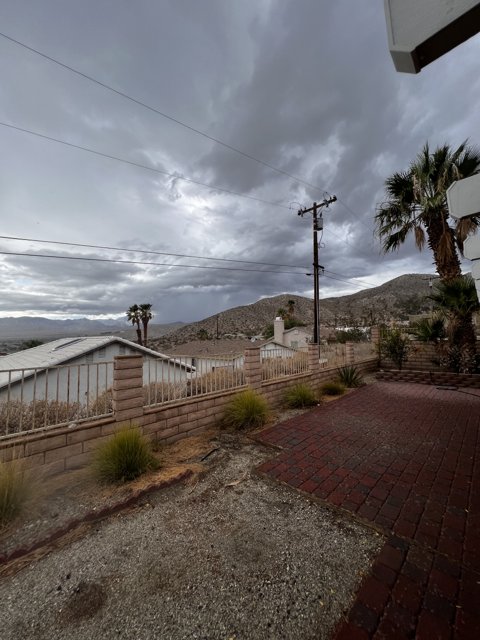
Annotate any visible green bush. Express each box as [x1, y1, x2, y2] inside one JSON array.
[[284, 384, 318, 408], [336, 365, 363, 388], [412, 316, 445, 342], [320, 381, 346, 396], [223, 390, 269, 430], [0, 459, 30, 527], [379, 327, 410, 370], [93, 427, 158, 483]]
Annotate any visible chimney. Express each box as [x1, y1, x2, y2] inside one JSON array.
[[274, 316, 284, 344]]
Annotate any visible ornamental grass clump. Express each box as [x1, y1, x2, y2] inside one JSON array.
[[320, 381, 346, 397], [93, 427, 158, 484], [222, 389, 269, 430], [0, 459, 30, 527], [284, 384, 318, 408], [336, 365, 363, 388]]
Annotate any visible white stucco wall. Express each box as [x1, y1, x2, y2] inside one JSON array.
[[447, 175, 480, 301], [0, 344, 189, 405], [283, 328, 311, 349]]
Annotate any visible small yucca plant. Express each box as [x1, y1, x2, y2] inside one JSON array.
[[336, 365, 363, 388], [223, 390, 269, 430], [320, 381, 346, 397], [93, 427, 158, 483], [0, 459, 30, 527], [285, 384, 318, 408]]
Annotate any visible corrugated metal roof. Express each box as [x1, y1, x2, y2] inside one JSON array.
[[0, 336, 193, 388]]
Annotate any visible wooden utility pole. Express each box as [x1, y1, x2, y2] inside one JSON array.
[[298, 196, 337, 359]]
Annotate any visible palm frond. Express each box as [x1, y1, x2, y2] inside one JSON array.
[[455, 217, 479, 255], [414, 226, 425, 250]]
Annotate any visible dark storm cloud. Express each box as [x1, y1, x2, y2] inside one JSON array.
[[0, 1, 479, 322]]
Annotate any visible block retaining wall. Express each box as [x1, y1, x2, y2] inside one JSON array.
[[376, 369, 480, 389], [380, 340, 480, 372], [0, 351, 377, 476]]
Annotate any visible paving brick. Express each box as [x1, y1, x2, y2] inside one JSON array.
[[357, 576, 390, 614], [254, 382, 480, 640], [334, 622, 370, 640], [416, 610, 452, 639], [372, 562, 397, 587], [348, 602, 379, 635], [376, 544, 405, 572]]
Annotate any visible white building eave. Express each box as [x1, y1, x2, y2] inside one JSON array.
[[447, 175, 480, 300]]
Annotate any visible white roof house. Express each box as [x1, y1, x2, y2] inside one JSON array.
[[0, 336, 194, 403]]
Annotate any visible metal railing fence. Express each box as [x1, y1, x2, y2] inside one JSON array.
[[0, 361, 114, 437], [261, 348, 309, 381], [143, 354, 246, 407]]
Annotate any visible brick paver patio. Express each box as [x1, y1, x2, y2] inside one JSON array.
[[256, 382, 480, 639]]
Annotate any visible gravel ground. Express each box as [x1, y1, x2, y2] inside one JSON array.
[[0, 438, 383, 640]]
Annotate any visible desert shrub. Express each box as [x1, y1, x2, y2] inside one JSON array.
[[89, 389, 113, 415], [0, 459, 30, 527], [0, 399, 82, 436], [335, 328, 367, 343], [222, 389, 269, 430], [337, 365, 363, 388], [379, 327, 410, 370], [188, 369, 245, 396], [143, 381, 187, 404], [284, 384, 317, 408], [320, 381, 346, 396], [93, 427, 158, 483], [261, 352, 308, 380]]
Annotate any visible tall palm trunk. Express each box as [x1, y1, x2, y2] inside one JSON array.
[[142, 320, 148, 347], [425, 211, 462, 281], [135, 322, 142, 345]]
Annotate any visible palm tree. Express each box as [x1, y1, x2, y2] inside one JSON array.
[[376, 141, 480, 281], [287, 299, 296, 317], [139, 303, 153, 347], [429, 275, 479, 371], [126, 304, 142, 345]]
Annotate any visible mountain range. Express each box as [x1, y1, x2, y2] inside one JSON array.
[[152, 273, 437, 348], [0, 273, 437, 353]]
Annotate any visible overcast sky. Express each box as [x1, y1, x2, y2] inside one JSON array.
[[0, 1, 479, 323]]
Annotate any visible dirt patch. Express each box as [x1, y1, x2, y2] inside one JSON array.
[[62, 579, 107, 622], [0, 430, 219, 559], [0, 437, 383, 640]]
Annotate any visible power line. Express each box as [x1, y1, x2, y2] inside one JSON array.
[[0, 121, 291, 210], [0, 250, 376, 291], [0, 30, 374, 232], [0, 234, 378, 288], [322, 273, 375, 289], [0, 250, 307, 275], [323, 270, 376, 288], [0, 234, 307, 270]]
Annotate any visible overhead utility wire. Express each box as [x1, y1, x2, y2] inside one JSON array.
[[0, 234, 377, 287], [0, 122, 378, 263], [323, 270, 376, 288], [0, 30, 373, 232], [0, 250, 306, 275], [0, 234, 307, 270], [0, 121, 291, 210], [0, 250, 373, 290]]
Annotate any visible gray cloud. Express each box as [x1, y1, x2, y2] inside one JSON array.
[[0, 1, 478, 324]]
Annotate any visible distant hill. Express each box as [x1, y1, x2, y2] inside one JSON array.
[[0, 316, 125, 340], [0, 273, 438, 354], [152, 274, 437, 349], [0, 317, 185, 354]]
